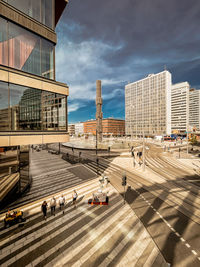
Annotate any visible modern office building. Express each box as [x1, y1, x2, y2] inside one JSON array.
[[189, 88, 200, 131], [84, 118, 125, 137], [125, 70, 172, 136], [0, 0, 69, 205], [171, 82, 189, 134]]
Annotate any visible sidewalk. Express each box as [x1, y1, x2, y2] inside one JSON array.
[[0, 178, 168, 267]]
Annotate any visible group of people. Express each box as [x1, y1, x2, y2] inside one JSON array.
[[41, 190, 78, 220]]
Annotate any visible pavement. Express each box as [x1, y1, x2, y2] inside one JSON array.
[[0, 178, 168, 267], [1, 144, 200, 266], [107, 148, 200, 266]]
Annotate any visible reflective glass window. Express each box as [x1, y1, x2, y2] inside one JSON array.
[[0, 17, 55, 79], [8, 83, 66, 131], [41, 0, 54, 29], [41, 38, 54, 79], [0, 82, 9, 131], [8, 22, 41, 76], [0, 17, 8, 66], [4, 0, 54, 29], [10, 84, 42, 130], [0, 146, 19, 178]]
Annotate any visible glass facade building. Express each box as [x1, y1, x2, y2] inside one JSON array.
[[0, 0, 69, 205]]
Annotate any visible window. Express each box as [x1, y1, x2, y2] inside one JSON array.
[[0, 82, 66, 131], [0, 17, 55, 79]]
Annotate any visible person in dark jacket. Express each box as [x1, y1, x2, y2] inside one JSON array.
[[41, 201, 48, 220]]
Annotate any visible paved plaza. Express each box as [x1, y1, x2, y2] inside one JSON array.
[[0, 178, 167, 267]]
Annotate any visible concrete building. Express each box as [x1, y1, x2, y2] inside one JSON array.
[[125, 71, 172, 136], [189, 88, 200, 131], [75, 122, 84, 136], [0, 0, 69, 204], [84, 118, 125, 137], [171, 82, 189, 134]]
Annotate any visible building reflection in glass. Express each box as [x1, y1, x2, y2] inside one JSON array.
[[0, 81, 67, 131]]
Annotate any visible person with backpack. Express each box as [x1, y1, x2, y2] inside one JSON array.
[[72, 190, 78, 208], [59, 195, 65, 214], [50, 196, 56, 216]]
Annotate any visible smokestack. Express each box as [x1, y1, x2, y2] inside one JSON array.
[[96, 80, 103, 142]]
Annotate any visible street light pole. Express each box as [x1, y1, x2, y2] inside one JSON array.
[[96, 129, 98, 155], [142, 129, 145, 171], [186, 130, 189, 155]]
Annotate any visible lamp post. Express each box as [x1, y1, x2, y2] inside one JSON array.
[[142, 129, 145, 171], [122, 173, 127, 204], [96, 129, 98, 155], [186, 129, 189, 155]]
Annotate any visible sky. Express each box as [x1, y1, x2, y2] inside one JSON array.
[[55, 0, 200, 124]]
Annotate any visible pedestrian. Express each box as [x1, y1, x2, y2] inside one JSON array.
[[139, 158, 142, 167], [72, 190, 78, 208], [41, 201, 48, 220], [50, 196, 56, 216], [59, 195, 65, 214]]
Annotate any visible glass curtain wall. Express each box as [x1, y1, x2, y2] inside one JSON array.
[[3, 0, 54, 29], [0, 17, 54, 79], [0, 81, 67, 131]]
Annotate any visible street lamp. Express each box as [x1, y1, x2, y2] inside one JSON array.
[[122, 172, 127, 204], [142, 129, 145, 171]]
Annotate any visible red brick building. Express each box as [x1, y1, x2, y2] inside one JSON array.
[[83, 118, 125, 136]]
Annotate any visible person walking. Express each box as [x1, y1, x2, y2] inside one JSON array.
[[41, 201, 48, 220], [59, 195, 65, 214], [50, 196, 56, 216], [72, 190, 78, 208]]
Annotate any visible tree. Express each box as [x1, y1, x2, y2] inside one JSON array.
[[190, 135, 198, 147]]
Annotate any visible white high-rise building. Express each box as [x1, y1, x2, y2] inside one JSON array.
[[171, 82, 189, 134], [125, 70, 172, 136], [189, 88, 200, 131]]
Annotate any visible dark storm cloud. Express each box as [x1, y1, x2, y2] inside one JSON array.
[[56, 0, 200, 122]]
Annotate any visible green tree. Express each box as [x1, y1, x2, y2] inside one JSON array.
[[190, 135, 198, 147]]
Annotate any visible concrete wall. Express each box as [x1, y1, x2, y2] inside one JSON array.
[[0, 133, 69, 146], [0, 66, 69, 96]]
